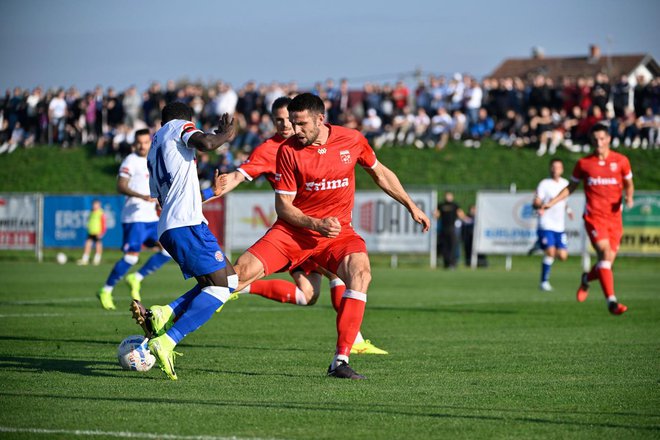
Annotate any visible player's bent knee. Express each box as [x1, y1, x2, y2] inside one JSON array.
[[123, 254, 139, 265]]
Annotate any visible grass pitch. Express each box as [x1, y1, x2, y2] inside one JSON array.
[[0, 252, 658, 439]]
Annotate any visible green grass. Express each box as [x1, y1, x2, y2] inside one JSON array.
[[0, 253, 658, 439], [2, 142, 658, 202]]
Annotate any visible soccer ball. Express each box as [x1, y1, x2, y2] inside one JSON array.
[[56, 252, 68, 264], [117, 335, 156, 372]]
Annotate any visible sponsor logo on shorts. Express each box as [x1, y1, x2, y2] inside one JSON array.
[[215, 251, 224, 262], [274, 173, 281, 181]]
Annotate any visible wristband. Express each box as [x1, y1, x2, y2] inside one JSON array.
[[202, 188, 214, 201]]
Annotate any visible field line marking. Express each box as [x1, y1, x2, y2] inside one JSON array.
[[0, 426, 281, 440]]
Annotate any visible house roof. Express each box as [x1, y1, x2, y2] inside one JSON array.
[[490, 54, 659, 80]]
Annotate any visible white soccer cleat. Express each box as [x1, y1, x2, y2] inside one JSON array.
[[540, 281, 553, 292]]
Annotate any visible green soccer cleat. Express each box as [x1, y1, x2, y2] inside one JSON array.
[[148, 334, 181, 380], [130, 301, 174, 338], [125, 273, 142, 301], [150, 304, 175, 336], [351, 340, 389, 355], [97, 287, 116, 310], [215, 291, 240, 313]]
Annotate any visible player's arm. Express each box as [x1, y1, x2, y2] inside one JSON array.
[[623, 176, 634, 209], [542, 180, 579, 210], [216, 171, 247, 197], [187, 113, 235, 152], [364, 163, 431, 232], [117, 176, 154, 201], [275, 193, 341, 238]]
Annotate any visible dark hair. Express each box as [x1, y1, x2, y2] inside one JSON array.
[[134, 128, 150, 139], [590, 123, 609, 137], [271, 96, 292, 114], [550, 158, 563, 166], [162, 101, 193, 123], [287, 93, 325, 115]]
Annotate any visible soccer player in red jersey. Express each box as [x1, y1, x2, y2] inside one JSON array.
[[543, 123, 634, 315], [232, 93, 431, 379], [220, 97, 387, 355]]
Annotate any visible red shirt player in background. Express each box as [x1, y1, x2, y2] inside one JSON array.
[[232, 93, 431, 379], [544, 123, 634, 315], [219, 96, 387, 355]]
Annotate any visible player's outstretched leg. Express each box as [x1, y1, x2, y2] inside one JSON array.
[[151, 284, 233, 380]]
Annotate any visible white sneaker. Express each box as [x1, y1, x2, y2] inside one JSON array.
[[540, 281, 553, 292], [536, 144, 547, 156]]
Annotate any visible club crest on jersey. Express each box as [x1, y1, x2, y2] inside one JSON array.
[[610, 162, 618, 171], [214, 251, 224, 262], [340, 150, 351, 164], [317, 148, 327, 155]]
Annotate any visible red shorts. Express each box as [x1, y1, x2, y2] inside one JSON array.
[[289, 259, 320, 276], [247, 221, 367, 276], [584, 215, 623, 253]]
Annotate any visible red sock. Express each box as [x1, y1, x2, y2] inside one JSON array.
[[330, 281, 345, 312], [587, 265, 599, 282], [335, 291, 366, 357], [596, 261, 615, 298], [248, 279, 298, 304]]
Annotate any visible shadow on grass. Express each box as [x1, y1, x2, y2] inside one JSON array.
[[0, 391, 657, 432], [0, 355, 122, 377], [0, 335, 314, 353]]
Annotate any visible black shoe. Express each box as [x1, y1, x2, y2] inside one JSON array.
[[130, 300, 155, 338], [327, 360, 366, 380]]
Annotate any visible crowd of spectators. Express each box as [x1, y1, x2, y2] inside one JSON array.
[[1, 72, 658, 162]]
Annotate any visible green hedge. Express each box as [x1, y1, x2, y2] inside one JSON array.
[[1, 141, 657, 202]]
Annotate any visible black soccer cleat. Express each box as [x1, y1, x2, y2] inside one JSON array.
[[130, 299, 155, 339], [327, 360, 367, 380]]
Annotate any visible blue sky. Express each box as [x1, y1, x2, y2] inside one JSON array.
[[1, 0, 658, 92]]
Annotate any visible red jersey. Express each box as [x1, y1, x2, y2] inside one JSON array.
[[571, 150, 632, 219], [237, 134, 287, 188], [274, 124, 377, 231]]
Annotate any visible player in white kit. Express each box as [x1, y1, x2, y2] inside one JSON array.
[[533, 158, 574, 291], [131, 102, 236, 380], [97, 129, 172, 310]]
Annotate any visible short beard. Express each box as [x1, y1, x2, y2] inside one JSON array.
[[302, 126, 320, 146]]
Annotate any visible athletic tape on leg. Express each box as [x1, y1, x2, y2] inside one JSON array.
[[202, 286, 231, 303], [342, 289, 367, 303]]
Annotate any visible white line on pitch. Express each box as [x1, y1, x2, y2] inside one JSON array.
[[0, 426, 281, 440]]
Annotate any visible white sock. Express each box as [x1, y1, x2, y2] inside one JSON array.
[[332, 354, 349, 369], [607, 295, 618, 304], [81, 254, 89, 263], [295, 288, 308, 305], [354, 331, 365, 344], [92, 254, 101, 264], [103, 285, 113, 292], [239, 284, 251, 294], [134, 272, 144, 282]]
